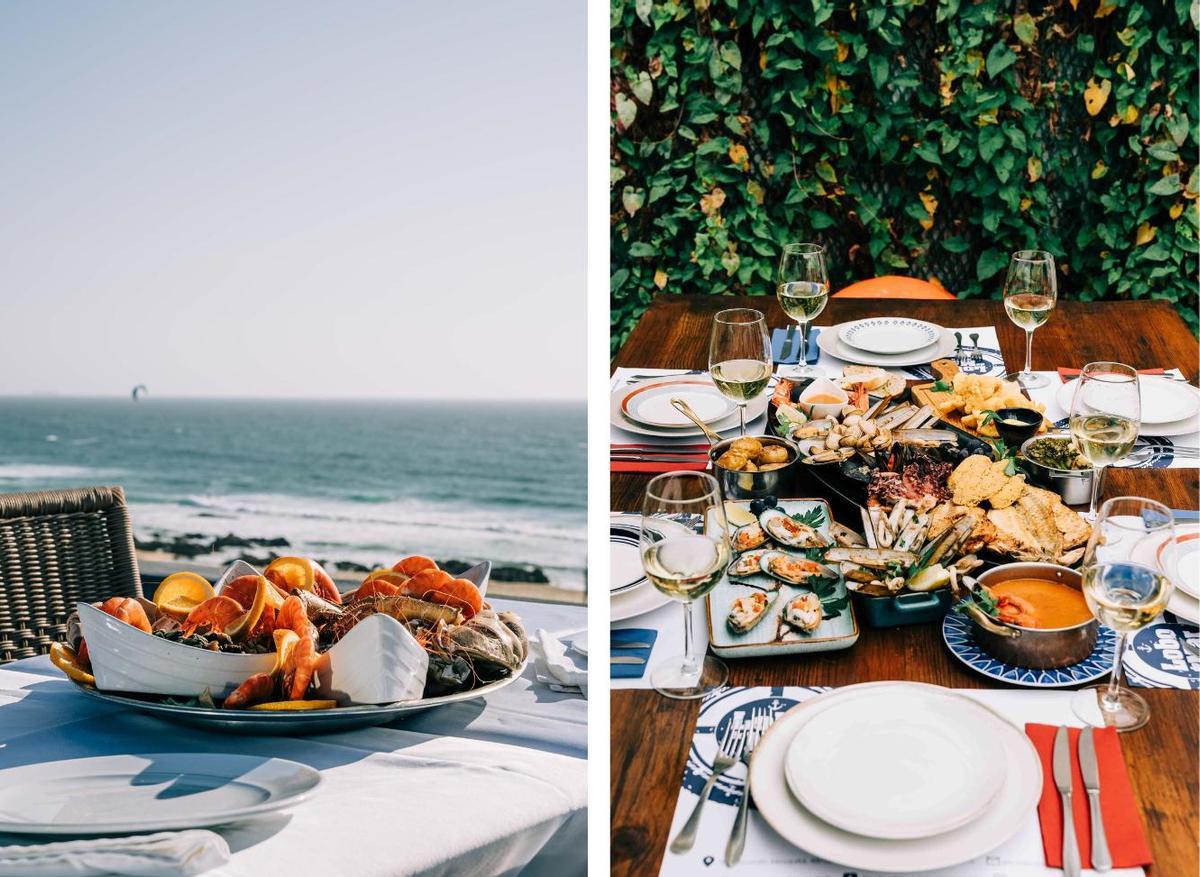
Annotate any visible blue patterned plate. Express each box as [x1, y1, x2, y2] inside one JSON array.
[[942, 611, 1117, 688]]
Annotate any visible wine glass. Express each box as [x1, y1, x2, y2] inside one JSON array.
[[1071, 496, 1175, 731], [776, 243, 829, 379], [709, 309, 772, 437], [1069, 362, 1141, 519], [1003, 250, 1057, 389], [640, 471, 731, 699]]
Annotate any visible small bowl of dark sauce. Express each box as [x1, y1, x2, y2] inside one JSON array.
[[993, 407, 1043, 447]]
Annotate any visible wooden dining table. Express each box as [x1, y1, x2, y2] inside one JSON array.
[[610, 295, 1199, 875]]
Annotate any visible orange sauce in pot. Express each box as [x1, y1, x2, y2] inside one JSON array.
[[989, 578, 1092, 629]]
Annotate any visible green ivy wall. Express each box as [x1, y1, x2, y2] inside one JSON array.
[[610, 0, 1199, 351]]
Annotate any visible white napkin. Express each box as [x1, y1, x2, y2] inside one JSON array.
[[0, 830, 229, 877], [529, 629, 587, 699]]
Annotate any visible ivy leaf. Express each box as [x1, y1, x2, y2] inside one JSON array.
[[868, 55, 889, 89], [985, 42, 1017, 78], [1148, 175, 1181, 196], [1012, 13, 1037, 44], [635, 0, 652, 26], [976, 249, 1009, 281], [621, 187, 645, 216], [628, 241, 656, 257], [1027, 156, 1042, 182], [720, 41, 743, 71], [615, 93, 638, 131], [979, 128, 1005, 162], [1166, 113, 1190, 147], [1147, 143, 1180, 163], [1083, 78, 1111, 116], [631, 72, 653, 105], [1135, 223, 1156, 246]]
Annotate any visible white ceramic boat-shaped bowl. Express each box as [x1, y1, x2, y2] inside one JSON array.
[[77, 602, 277, 699], [314, 614, 428, 705]]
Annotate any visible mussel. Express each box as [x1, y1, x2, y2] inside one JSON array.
[[759, 507, 830, 548], [727, 591, 776, 633], [758, 550, 837, 586], [782, 593, 823, 632]]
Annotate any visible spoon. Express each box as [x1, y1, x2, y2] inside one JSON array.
[[670, 397, 724, 444]]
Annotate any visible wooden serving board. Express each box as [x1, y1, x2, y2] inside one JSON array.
[[909, 359, 1049, 440]]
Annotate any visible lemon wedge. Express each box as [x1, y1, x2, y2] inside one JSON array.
[[265, 556, 316, 593], [49, 642, 95, 686], [247, 699, 337, 712]]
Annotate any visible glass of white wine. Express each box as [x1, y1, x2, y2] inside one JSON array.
[[1003, 250, 1057, 389], [709, 308, 772, 437], [640, 471, 731, 699], [1071, 496, 1175, 731], [776, 243, 829, 379], [1069, 362, 1141, 519]]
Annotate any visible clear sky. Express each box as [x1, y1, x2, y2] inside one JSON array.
[[0, 1, 584, 399]]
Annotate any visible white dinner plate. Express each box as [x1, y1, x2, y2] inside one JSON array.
[[751, 682, 1042, 873], [610, 513, 687, 619], [620, 379, 735, 428], [839, 318, 941, 355], [1057, 377, 1200, 436], [1129, 524, 1200, 621], [610, 377, 770, 439], [0, 753, 320, 835], [816, 322, 956, 368], [784, 687, 1004, 840]]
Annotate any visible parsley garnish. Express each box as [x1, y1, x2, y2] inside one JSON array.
[[791, 507, 826, 530], [931, 379, 952, 393]]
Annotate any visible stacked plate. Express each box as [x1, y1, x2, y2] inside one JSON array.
[[750, 681, 1042, 872], [818, 317, 954, 368], [610, 375, 770, 438], [610, 513, 686, 621], [1057, 375, 1200, 438], [1130, 522, 1200, 625]]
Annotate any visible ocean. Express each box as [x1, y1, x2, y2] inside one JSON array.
[[0, 398, 586, 591]]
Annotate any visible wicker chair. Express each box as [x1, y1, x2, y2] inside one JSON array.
[[0, 486, 141, 663]]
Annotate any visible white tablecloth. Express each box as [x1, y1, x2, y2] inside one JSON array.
[[0, 598, 587, 877]]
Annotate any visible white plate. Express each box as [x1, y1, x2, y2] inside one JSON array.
[[839, 318, 940, 355], [1130, 524, 1200, 621], [817, 323, 956, 368], [783, 687, 1004, 840], [610, 377, 770, 438], [0, 753, 320, 835], [751, 682, 1042, 873], [610, 513, 690, 619], [1057, 378, 1200, 436], [621, 379, 735, 428]]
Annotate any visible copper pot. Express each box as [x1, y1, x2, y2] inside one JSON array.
[[962, 562, 1097, 669]]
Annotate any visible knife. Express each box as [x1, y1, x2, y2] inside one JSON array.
[[780, 324, 797, 362], [611, 641, 653, 649], [1054, 726, 1082, 877], [611, 656, 647, 665], [1079, 727, 1112, 871]]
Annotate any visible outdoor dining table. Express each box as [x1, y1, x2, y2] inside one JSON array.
[[610, 295, 1199, 875], [0, 596, 587, 877]]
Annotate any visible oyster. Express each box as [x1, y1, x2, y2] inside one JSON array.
[[438, 609, 528, 681], [783, 593, 823, 632], [728, 549, 769, 579], [327, 594, 458, 642], [759, 550, 837, 586], [727, 591, 775, 633], [732, 521, 768, 552], [758, 507, 830, 548]]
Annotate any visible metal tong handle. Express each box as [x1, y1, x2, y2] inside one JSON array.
[[670, 397, 723, 445]]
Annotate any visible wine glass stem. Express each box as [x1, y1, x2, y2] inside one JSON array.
[[1103, 632, 1130, 710], [737, 403, 746, 436], [796, 321, 807, 367], [1023, 328, 1034, 375], [681, 600, 697, 677], [1088, 464, 1104, 518]]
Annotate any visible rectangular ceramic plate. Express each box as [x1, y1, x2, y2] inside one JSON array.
[[705, 499, 858, 658]]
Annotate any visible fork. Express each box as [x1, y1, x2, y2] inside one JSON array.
[[726, 708, 773, 866], [670, 710, 747, 853]]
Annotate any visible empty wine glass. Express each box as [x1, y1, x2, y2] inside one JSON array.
[[709, 309, 772, 437], [776, 243, 829, 379], [1071, 497, 1175, 731], [1003, 250, 1057, 389], [1069, 362, 1141, 519], [640, 471, 731, 699]]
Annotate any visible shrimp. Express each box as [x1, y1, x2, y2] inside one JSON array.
[[276, 596, 320, 700], [224, 673, 274, 709], [398, 570, 483, 620], [181, 596, 245, 636], [995, 593, 1037, 627], [311, 563, 342, 605], [352, 579, 402, 601], [98, 597, 152, 633], [392, 555, 438, 577]]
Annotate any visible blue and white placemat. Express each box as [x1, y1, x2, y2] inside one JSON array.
[[659, 685, 1145, 876], [802, 324, 1007, 382]]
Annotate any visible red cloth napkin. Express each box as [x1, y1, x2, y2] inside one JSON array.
[[1025, 724, 1152, 869], [610, 459, 709, 474], [1058, 367, 1165, 383]]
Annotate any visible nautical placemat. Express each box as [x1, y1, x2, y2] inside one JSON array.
[[802, 324, 1006, 383], [659, 685, 1145, 876], [1123, 619, 1199, 689], [1025, 369, 1199, 469]]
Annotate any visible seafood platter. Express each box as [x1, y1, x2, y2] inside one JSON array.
[[704, 498, 859, 657], [767, 368, 1093, 627], [48, 554, 528, 734]]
